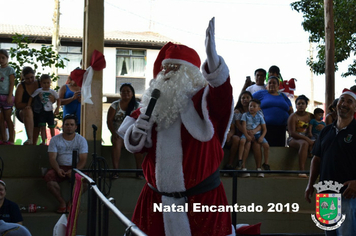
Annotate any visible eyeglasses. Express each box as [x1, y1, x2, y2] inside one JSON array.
[[162, 64, 180, 72]]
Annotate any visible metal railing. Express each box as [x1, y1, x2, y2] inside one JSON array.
[[220, 169, 310, 228], [73, 167, 323, 236], [73, 168, 147, 236]]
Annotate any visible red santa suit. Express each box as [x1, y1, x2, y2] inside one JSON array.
[[119, 43, 234, 236]]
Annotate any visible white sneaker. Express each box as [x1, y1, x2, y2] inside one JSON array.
[[240, 168, 250, 178], [257, 168, 264, 178]]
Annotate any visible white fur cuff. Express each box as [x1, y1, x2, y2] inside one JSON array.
[[202, 56, 229, 88]]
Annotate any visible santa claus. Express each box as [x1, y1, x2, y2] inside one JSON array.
[[119, 18, 234, 236]]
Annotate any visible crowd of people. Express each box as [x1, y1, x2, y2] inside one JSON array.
[[0, 63, 79, 145], [0, 47, 350, 178], [2, 17, 356, 235]]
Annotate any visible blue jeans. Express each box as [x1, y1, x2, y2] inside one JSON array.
[[325, 197, 356, 236]]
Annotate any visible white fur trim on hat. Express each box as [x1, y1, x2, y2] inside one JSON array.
[[342, 90, 356, 101], [162, 58, 199, 70]]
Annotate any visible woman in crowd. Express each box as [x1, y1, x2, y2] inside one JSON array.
[[223, 113, 240, 174], [58, 75, 81, 133], [325, 98, 338, 125], [287, 95, 314, 178], [107, 83, 143, 179], [14, 67, 40, 145], [253, 76, 293, 146]]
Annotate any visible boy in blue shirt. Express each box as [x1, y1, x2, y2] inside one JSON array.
[[238, 99, 269, 177]]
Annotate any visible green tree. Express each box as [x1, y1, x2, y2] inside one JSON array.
[[8, 34, 68, 89], [291, 0, 356, 77]]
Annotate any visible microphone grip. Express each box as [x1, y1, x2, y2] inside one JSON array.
[[144, 98, 158, 119]]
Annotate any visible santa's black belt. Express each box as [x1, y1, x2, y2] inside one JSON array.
[[147, 169, 220, 199]]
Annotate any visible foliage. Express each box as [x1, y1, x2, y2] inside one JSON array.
[[291, 0, 356, 77], [8, 34, 68, 90]]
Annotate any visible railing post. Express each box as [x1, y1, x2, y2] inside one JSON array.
[[71, 150, 78, 202], [102, 197, 115, 236], [87, 184, 97, 236], [232, 170, 238, 228], [97, 161, 102, 236]]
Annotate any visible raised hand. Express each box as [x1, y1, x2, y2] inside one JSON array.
[[205, 17, 219, 72]]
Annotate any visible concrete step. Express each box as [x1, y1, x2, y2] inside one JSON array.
[[221, 146, 310, 171], [1, 145, 321, 235], [6, 175, 323, 235], [22, 207, 322, 235], [22, 211, 129, 236], [0, 145, 309, 178]]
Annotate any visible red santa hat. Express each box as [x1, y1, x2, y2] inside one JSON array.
[[341, 88, 356, 101], [153, 42, 201, 78]]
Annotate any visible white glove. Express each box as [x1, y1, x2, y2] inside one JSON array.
[[205, 17, 220, 73], [131, 113, 153, 143]]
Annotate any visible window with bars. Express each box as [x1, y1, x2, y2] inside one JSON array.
[[58, 46, 82, 75], [116, 49, 146, 95]]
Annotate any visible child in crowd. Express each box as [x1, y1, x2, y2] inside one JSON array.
[[28, 74, 60, 145], [308, 108, 325, 141], [238, 99, 269, 178], [325, 98, 338, 125], [0, 49, 15, 145]]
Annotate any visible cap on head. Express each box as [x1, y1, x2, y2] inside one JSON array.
[[153, 42, 201, 78], [0, 180, 6, 188], [341, 88, 356, 101]]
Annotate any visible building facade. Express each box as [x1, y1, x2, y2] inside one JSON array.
[[0, 24, 175, 144]]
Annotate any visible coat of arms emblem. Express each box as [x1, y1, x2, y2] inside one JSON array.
[[311, 181, 346, 230]]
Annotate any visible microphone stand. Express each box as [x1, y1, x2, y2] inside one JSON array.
[[92, 124, 103, 233]]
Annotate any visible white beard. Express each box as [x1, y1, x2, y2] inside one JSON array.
[[140, 64, 207, 130]]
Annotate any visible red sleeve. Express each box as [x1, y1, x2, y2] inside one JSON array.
[[130, 108, 141, 119]]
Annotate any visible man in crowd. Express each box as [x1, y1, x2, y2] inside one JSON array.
[[119, 18, 234, 235], [242, 68, 267, 94], [0, 180, 23, 224], [305, 89, 356, 235], [44, 114, 88, 213]]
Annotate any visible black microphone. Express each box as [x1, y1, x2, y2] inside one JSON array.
[[144, 89, 160, 119], [92, 124, 97, 131]]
